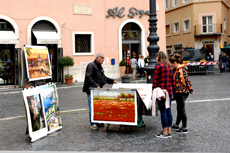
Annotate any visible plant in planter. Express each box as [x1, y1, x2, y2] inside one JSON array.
[[119, 59, 126, 77], [60, 56, 74, 84]]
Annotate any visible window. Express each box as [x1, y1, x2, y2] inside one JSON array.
[[165, 0, 169, 9], [183, 0, 188, 3], [184, 20, 190, 31], [72, 32, 94, 55], [174, 23, 179, 33], [173, 0, 178, 6], [224, 18, 226, 30], [202, 16, 213, 33]]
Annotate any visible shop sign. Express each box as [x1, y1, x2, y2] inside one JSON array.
[[106, 7, 150, 18]]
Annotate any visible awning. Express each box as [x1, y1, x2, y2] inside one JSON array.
[[0, 31, 18, 44], [33, 31, 61, 44]]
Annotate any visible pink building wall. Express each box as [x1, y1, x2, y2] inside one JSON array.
[[0, 0, 165, 66]]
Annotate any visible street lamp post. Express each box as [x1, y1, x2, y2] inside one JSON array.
[[144, 0, 159, 83]]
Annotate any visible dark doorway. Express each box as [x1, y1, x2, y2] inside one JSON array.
[[0, 44, 14, 85]]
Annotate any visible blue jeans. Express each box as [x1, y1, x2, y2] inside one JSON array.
[[87, 94, 96, 126], [223, 62, 227, 72], [158, 94, 173, 129]]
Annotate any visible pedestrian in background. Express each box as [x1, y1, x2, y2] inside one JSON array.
[[83, 53, 117, 130], [130, 56, 137, 79], [153, 51, 176, 138], [169, 53, 193, 134], [223, 53, 228, 72], [219, 53, 223, 73], [207, 52, 213, 72], [138, 55, 145, 80]]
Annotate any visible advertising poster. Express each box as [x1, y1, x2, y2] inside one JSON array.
[[22, 87, 47, 142], [40, 84, 62, 134], [91, 89, 137, 125], [24, 45, 52, 81]]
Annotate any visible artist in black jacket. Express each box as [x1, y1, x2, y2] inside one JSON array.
[[83, 53, 117, 130]]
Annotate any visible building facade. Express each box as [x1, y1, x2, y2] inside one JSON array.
[[0, 0, 165, 86], [165, 0, 229, 60]]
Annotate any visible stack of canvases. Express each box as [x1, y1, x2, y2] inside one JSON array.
[[22, 83, 63, 142]]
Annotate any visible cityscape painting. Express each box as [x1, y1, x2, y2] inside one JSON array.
[[91, 89, 137, 125], [40, 84, 62, 134], [24, 45, 52, 81]]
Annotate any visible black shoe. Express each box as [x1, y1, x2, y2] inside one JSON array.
[[176, 127, 188, 133], [167, 133, 172, 138], [155, 131, 168, 138], [171, 124, 179, 130]]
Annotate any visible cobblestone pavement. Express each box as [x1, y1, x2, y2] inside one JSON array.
[[0, 72, 230, 151]]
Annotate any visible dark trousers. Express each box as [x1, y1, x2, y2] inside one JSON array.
[[139, 68, 144, 78], [174, 93, 189, 128]]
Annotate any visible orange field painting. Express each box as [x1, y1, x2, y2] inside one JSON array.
[[92, 90, 137, 124]]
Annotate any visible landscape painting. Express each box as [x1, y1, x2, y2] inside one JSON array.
[[91, 89, 137, 125], [24, 45, 52, 81], [40, 84, 62, 134]]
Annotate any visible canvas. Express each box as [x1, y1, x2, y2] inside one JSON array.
[[22, 87, 47, 142], [112, 83, 152, 109], [40, 84, 62, 134], [91, 89, 137, 125], [24, 45, 52, 81]]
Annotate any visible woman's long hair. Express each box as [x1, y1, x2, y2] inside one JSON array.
[[156, 51, 170, 67], [169, 53, 181, 64]]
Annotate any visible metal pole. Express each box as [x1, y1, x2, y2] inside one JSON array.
[[144, 0, 160, 83]]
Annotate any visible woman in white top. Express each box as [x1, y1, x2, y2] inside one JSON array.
[[138, 55, 145, 79]]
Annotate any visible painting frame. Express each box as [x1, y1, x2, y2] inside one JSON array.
[[22, 87, 47, 142], [24, 45, 52, 81], [39, 83, 62, 134], [91, 88, 138, 126]]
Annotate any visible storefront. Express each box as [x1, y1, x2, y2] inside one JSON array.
[[0, 0, 165, 84], [29, 19, 63, 83], [0, 18, 20, 85]]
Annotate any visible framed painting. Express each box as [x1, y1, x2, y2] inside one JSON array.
[[91, 88, 137, 126], [22, 87, 47, 142], [24, 45, 52, 81], [39, 84, 62, 134]]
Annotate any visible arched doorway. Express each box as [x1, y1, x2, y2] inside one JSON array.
[[122, 22, 141, 61], [0, 17, 19, 85], [28, 17, 63, 83], [118, 19, 145, 62]]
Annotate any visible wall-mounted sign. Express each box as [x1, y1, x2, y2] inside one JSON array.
[[74, 4, 92, 15], [106, 7, 150, 18]]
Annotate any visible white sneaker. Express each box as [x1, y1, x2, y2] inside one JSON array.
[[91, 124, 98, 130]]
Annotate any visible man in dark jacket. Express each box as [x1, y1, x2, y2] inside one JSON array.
[[83, 53, 117, 130]]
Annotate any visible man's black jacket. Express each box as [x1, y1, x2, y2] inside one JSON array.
[[83, 60, 114, 94]]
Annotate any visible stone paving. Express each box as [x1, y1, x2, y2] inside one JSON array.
[[0, 72, 230, 151]]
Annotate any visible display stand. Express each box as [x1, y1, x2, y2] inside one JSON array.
[[21, 45, 62, 142]]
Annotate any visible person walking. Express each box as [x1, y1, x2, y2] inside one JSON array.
[[153, 51, 176, 138], [169, 53, 193, 134], [223, 53, 228, 72], [83, 53, 118, 130], [138, 55, 145, 80], [207, 52, 213, 72], [219, 53, 223, 73], [130, 56, 137, 79]]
